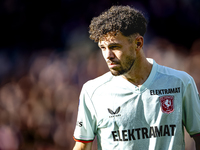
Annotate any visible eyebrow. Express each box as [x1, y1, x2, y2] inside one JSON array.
[[98, 42, 121, 48], [98, 43, 103, 47], [109, 43, 121, 46]]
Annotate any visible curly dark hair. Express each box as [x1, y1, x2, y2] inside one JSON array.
[[89, 5, 148, 42]]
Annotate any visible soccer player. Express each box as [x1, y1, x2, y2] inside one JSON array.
[[73, 5, 200, 150]]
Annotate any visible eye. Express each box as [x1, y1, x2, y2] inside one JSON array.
[[110, 45, 120, 50], [100, 46, 106, 51]]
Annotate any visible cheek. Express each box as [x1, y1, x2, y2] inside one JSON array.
[[113, 51, 123, 59], [121, 49, 136, 65], [102, 50, 110, 61], [101, 49, 106, 58]]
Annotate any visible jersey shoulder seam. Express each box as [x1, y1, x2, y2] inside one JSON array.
[[84, 72, 113, 100], [157, 65, 190, 86]]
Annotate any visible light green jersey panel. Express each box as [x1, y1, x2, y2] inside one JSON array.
[[73, 58, 200, 150]]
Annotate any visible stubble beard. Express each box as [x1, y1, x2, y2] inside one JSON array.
[[109, 55, 135, 76]]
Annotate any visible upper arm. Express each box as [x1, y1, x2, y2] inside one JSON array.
[[73, 141, 93, 150], [73, 85, 97, 145], [182, 76, 200, 135]]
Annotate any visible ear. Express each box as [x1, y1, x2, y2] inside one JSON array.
[[135, 36, 144, 51]]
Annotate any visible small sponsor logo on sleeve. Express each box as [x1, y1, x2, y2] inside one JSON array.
[[76, 121, 83, 127]]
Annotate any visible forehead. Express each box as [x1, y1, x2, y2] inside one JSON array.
[[98, 32, 129, 47]]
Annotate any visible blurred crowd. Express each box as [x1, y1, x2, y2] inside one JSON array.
[[0, 28, 109, 149], [0, 34, 199, 150]]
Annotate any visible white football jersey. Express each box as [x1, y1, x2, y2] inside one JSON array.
[[73, 58, 200, 150]]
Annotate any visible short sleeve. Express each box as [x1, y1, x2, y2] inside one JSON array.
[[182, 76, 200, 136], [73, 84, 97, 143]]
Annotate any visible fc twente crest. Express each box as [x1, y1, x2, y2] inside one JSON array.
[[159, 95, 174, 114]]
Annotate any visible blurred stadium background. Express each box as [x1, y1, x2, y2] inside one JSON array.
[[0, 0, 199, 149]]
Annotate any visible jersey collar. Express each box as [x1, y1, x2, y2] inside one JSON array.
[[113, 58, 158, 93]]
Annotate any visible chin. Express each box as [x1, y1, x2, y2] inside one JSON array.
[[110, 70, 124, 76]]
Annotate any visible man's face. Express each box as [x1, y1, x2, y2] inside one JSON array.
[[98, 32, 137, 76]]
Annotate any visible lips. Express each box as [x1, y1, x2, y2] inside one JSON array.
[[107, 62, 119, 68]]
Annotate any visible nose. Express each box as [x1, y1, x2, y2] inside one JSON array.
[[103, 48, 115, 60]]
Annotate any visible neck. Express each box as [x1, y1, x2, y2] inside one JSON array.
[[121, 52, 152, 87]]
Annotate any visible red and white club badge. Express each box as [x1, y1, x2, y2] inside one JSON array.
[[159, 95, 174, 114]]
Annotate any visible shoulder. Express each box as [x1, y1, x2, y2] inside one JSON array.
[[157, 64, 193, 85], [82, 71, 113, 94]]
